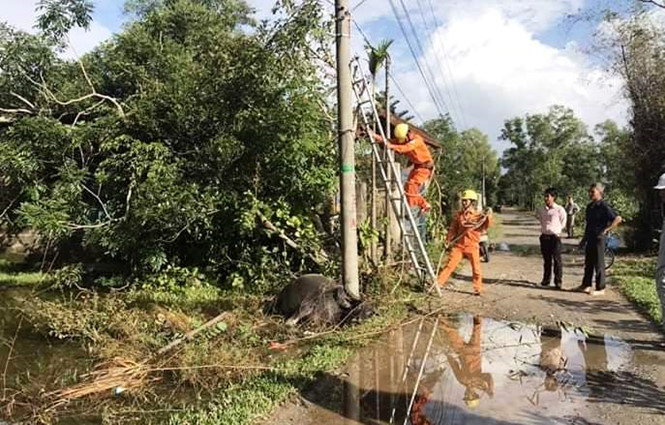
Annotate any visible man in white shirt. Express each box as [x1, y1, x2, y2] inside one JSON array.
[[654, 173, 665, 329], [537, 188, 567, 289]]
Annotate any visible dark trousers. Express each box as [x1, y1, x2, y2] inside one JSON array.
[[540, 234, 562, 286], [566, 214, 575, 238], [583, 236, 606, 290]]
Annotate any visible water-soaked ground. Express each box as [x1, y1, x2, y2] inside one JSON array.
[[0, 289, 94, 423], [275, 313, 665, 425]]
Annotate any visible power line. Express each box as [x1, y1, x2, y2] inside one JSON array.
[[414, 0, 464, 128], [351, 18, 426, 125], [395, 0, 452, 117], [425, 0, 469, 129], [352, 0, 371, 11], [387, 0, 447, 118], [389, 71, 426, 124]]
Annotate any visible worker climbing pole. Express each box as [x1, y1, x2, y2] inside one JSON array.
[[371, 124, 434, 215]]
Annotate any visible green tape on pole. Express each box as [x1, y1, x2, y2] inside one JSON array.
[[341, 164, 354, 173]]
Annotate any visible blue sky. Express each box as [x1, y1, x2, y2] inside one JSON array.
[[2, 0, 650, 151]]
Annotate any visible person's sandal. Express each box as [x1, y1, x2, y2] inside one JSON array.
[[592, 289, 605, 296], [573, 285, 592, 294]]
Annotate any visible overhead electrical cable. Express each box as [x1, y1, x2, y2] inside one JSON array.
[[414, 0, 464, 127], [351, 18, 426, 124], [395, 0, 451, 117], [386, 0, 447, 118], [425, 0, 469, 129]]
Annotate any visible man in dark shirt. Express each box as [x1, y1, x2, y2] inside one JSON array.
[[576, 183, 622, 295]]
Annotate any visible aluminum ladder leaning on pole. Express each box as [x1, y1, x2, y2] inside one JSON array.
[[350, 56, 442, 297]]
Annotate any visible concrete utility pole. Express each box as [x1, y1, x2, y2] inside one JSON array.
[[482, 158, 486, 208], [384, 55, 393, 261], [335, 0, 360, 299]]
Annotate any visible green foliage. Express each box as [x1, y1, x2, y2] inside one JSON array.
[[50, 263, 84, 289], [167, 344, 351, 425], [600, 12, 665, 249], [366, 39, 393, 77], [1, 0, 338, 291], [23, 294, 132, 342], [0, 258, 48, 287], [357, 218, 379, 253], [499, 105, 603, 210], [36, 0, 93, 42], [613, 257, 661, 323], [424, 116, 500, 213]]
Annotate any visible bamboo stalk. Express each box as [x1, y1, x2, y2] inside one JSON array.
[[157, 312, 231, 355]]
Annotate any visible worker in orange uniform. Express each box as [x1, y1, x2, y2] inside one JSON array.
[[441, 316, 494, 408], [372, 123, 434, 214], [410, 316, 494, 423], [437, 190, 492, 295]]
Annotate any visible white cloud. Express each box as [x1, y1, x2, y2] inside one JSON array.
[[0, 0, 113, 58], [390, 7, 627, 150], [353, 0, 585, 31]]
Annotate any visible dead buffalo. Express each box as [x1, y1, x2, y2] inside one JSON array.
[[272, 274, 373, 327]]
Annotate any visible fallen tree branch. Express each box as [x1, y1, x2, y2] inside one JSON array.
[[0, 196, 19, 221], [25, 72, 126, 118], [157, 312, 232, 355], [10, 92, 35, 109], [0, 107, 32, 115], [81, 184, 112, 221], [66, 220, 117, 230], [257, 212, 329, 265]]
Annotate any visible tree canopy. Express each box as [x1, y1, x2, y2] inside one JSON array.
[[0, 0, 338, 290]]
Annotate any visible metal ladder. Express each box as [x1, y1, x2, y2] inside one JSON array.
[[350, 56, 441, 297]]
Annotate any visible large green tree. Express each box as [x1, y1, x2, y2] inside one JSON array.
[[424, 117, 499, 215], [606, 12, 665, 248], [0, 0, 337, 290], [499, 105, 602, 209]]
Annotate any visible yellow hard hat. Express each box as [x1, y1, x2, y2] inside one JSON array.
[[394, 123, 409, 140], [461, 190, 478, 201], [465, 398, 480, 409]]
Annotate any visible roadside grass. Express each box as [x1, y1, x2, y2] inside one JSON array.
[[0, 258, 49, 287], [488, 213, 503, 241], [2, 264, 419, 425], [160, 290, 415, 425], [612, 257, 662, 324]]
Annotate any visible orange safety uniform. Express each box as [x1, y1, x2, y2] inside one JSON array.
[[437, 208, 492, 293], [411, 318, 493, 424], [441, 317, 494, 399], [386, 134, 434, 210]]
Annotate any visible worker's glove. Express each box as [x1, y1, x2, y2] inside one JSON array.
[[484, 207, 493, 216]]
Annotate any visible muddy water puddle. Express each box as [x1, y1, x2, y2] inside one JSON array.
[[294, 314, 660, 425]]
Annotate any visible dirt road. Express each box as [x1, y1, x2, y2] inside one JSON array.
[[271, 208, 665, 425]]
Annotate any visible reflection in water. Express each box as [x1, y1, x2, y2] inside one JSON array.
[[440, 316, 494, 407], [323, 313, 637, 425], [343, 352, 360, 422], [539, 327, 565, 392]]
